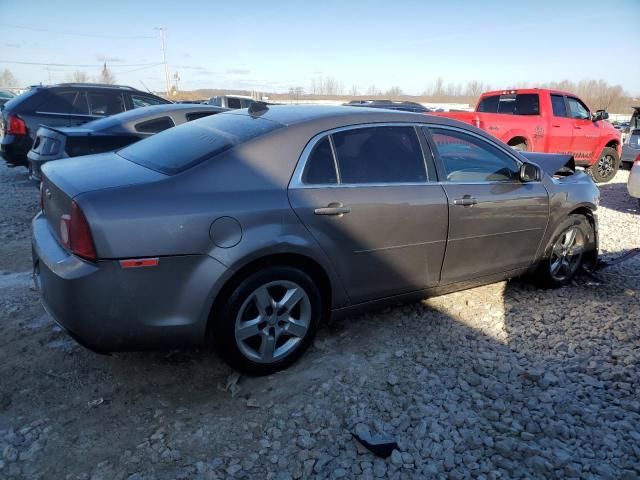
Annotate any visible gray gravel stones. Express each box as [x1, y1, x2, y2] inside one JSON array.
[[0, 166, 639, 478]]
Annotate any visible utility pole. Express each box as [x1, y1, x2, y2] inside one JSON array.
[[155, 27, 170, 97]]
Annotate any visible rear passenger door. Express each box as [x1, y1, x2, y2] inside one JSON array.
[[288, 124, 449, 304]]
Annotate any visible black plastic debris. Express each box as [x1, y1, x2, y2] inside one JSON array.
[[352, 430, 398, 458]]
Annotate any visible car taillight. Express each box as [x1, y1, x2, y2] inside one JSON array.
[[635, 154, 640, 166], [59, 201, 96, 261], [7, 115, 26, 135]]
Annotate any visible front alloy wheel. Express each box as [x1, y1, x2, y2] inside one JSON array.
[[548, 226, 585, 283]]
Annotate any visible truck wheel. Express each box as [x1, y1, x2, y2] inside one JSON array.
[[587, 147, 619, 183], [509, 141, 527, 152]]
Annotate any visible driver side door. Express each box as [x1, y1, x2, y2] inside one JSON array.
[[426, 126, 549, 285], [567, 96, 600, 164]]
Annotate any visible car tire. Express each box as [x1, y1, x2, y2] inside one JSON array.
[[215, 266, 322, 376], [587, 147, 620, 183], [534, 214, 593, 289]]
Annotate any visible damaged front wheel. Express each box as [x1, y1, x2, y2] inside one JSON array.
[[534, 214, 593, 288]]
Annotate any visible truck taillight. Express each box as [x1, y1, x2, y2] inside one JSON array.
[[473, 116, 481, 128], [59, 201, 96, 261], [7, 114, 26, 135]]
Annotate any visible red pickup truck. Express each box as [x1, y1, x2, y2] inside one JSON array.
[[434, 89, 622, 182]]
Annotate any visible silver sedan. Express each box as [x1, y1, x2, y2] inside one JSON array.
[[32, 105, 600, 375]]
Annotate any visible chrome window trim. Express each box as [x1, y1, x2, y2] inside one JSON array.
[[34, 111, 101, 118], [290, 122, 433, 189]]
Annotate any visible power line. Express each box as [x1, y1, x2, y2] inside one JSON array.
[[0, 60, 163, 68], [0, 23, 155, 39]]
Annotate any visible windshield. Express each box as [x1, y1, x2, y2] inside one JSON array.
[[117, 112, 282, 175]]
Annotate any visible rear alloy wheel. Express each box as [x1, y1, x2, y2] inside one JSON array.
[[587, 147, 619, 183], [510, 142, 527, 152], [535, 215, 592, 288], [216, 266, 321, 375]]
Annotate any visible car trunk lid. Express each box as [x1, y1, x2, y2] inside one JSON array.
[[41, 152, 167, 246]]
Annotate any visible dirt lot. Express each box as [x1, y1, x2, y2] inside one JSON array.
[[0, 163, 638, 479]]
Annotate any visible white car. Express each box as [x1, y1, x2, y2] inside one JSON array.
[[628, 153, 640, 208]]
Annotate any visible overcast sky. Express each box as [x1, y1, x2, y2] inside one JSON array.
[[1, 0, 639, 95]]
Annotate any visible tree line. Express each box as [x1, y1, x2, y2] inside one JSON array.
[[301, 75, 636, 113], [0, 66, 116, 89]]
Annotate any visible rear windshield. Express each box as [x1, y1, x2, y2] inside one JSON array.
[[477, 93, 540, 115], [117, 113, 282, 175]]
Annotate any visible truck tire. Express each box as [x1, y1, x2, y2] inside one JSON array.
[[587, 147, 619, 183], [509, 141, 527, 152]]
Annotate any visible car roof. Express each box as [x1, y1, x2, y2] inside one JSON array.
[[480, 88, 581, 97], [220, 104, 440, 127]]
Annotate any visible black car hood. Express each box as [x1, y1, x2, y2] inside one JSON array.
[[521, 152, 576, 176]]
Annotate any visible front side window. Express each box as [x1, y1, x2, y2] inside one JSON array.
[[302, 137, 337, 184], [551, 94, 567, 117], [88, 92, 125, 116], [429, 128, 520, 182], [332, 126, 426, 184], [135, 116, 174, 133], [567, 97, 590, 120]]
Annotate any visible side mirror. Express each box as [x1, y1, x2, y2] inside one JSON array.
[[520, 162, 541, 182], [593, 109, 609, 122]]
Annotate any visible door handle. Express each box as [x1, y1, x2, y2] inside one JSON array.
[[314, 202, 351, 216], [551, 124, 561, 128], [453, 195, 477, 207], [574, 125, 582, 129]]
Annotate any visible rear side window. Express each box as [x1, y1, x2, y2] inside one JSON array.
[[551, 94, 567, 117], [88, 92, 125, 116], [38, 91, 77, 114], [302, 137, 337, 184], [332, 126, 426, 184], [135, 116, 174, 133], [118, 113, 282, 175]]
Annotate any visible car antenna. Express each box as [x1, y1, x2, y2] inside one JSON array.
[[139, 80, 153, 94], [248, 101, 269, 116]]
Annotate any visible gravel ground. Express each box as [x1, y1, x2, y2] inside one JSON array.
[[0, 163, 638, 479]]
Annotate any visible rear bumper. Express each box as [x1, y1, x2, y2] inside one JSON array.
[[32, 212, 229, 352], [1, 135, 31, 166]]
